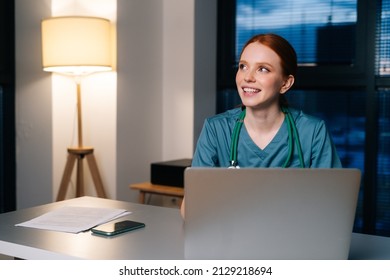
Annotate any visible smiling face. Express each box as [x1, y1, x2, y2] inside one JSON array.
[[235, 42, 294, 111]]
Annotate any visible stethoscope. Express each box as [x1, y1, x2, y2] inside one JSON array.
[[229, 106, 305, 168]]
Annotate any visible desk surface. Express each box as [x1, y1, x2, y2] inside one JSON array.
[[0, 196, 389, 260], [0, 196, 184, 260], [349, 232, 390, 260]]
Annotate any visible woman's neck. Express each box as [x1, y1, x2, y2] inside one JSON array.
[[245, 106, 284, 132], [244, 106, 285, 149]]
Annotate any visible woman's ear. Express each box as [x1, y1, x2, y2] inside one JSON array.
[[280, 75, 295, 94]]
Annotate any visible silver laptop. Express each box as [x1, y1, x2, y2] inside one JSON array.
[[184, 168, 361, 260]]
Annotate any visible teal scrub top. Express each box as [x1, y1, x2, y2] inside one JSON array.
[[192, 107, 342, 168]]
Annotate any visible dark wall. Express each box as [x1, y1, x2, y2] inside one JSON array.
[[0, 0, 16, 213]]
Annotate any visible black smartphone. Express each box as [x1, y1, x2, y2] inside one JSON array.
[[91, 220, 145, 236]]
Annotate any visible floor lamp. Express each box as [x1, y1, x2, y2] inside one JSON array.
[[41, 16, 112, 201]]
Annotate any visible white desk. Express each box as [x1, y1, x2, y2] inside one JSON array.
[[0, 196, 184, 259], [349, 232, 390, 260], [0, 196, 389, 260]]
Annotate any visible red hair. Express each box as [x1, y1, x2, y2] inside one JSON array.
[[240, 33, 297, 78]]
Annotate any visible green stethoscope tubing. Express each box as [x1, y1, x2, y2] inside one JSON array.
[[229, 107, 305, 168]]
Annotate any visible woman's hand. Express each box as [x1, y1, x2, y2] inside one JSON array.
[[180, 197, 185, 219]]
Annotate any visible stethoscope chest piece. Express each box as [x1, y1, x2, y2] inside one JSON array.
[[228, 160, 240, 169]]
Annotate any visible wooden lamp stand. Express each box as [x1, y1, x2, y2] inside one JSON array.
[[56, 81, 107, 201]]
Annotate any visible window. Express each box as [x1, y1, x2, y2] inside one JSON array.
[[377, 0, 390, 75], [377, 89, 390, 235], [217, 0, 390, 236], [286, 89, 366, 232], [235, 0, 357, 65], [376, 0, 390, 236]]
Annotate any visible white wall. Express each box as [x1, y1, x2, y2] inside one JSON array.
[[15, 0, 216, 209], [162, 1, 194, 160], [15, 0, 52, 208], [116, 0, 165, 202]]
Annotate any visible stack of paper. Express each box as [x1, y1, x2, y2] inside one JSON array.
[[15, 206, 131, 233]]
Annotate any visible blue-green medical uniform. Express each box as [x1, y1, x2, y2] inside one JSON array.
[[192, 107, 342, 168]]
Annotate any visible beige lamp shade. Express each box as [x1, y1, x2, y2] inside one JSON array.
[[41, 16, 112, 75]]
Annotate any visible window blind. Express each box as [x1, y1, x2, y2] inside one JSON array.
[[377, 0, 390, 75], [376, 0, 390, 236], [377, 89, 390, 235], [235, 0, 357, 65]]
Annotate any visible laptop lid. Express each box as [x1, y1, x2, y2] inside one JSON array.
[[184, 168, 361, 260]]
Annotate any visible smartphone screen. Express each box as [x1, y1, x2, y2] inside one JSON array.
[[91, 220, 145, 236]]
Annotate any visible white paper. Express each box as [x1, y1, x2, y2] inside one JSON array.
[[15, 206, 131, 233]]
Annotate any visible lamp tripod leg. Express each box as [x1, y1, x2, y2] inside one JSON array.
[[56, 148, 107, 201], [56, 153, 77, 201], [76, 155, 85, 197], [86, 153, 107, 198]]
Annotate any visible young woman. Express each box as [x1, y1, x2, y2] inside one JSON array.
[[181, 34, 341, 218], [192, 33, 341, 168]]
